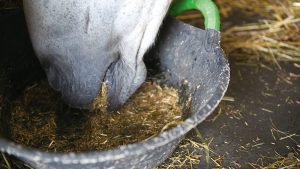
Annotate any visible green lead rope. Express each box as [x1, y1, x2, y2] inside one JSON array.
[[169, 0, 221, 31]]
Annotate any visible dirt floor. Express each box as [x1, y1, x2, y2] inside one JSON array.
[[189, 60, 300, 168]]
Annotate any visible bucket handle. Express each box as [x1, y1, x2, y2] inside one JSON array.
[[169, 0, 220, 31]]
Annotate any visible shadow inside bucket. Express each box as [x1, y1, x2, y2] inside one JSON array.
[[0, 10, 44, 140]]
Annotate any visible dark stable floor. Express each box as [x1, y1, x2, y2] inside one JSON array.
[[1, 10, 300, 169], [189, 60, 300, 168]]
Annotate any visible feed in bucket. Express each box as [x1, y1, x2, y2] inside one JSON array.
[[9, 81, 183, 152]]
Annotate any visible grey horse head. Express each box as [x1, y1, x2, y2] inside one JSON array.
[[23, 0, 172, 110]]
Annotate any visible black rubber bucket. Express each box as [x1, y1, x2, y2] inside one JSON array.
[[0, 11, 229, 169]]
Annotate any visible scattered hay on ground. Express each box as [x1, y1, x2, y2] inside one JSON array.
[[1, 151, 12, 169], [219, 0, 300, 64], [178, 0, 300, 64], [158, 128, 221, 169], [158, 139, 203, 169], [249, 152, 300, 169]]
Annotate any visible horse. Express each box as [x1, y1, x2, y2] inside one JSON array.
[[23, 0, 172, 110]]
